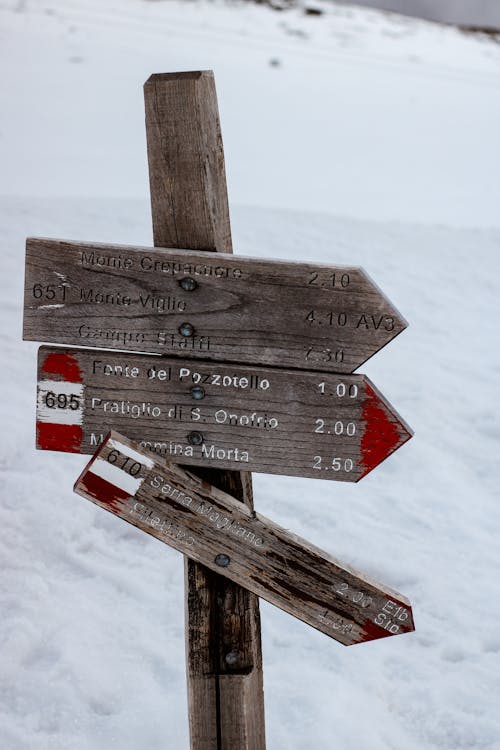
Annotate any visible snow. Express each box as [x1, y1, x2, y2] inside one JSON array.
[[2, 0, 500, 226], [1, 1, 500, 749]]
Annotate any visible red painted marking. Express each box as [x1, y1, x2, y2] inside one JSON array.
[[77, 470, 130, 514], [73, 432, 113, 487], [358, 620, 395, 643], [41, 351, 82, 383], [359, 382, 411, 480], [36, 421, 83, 453], [358, 606, 415, 644]]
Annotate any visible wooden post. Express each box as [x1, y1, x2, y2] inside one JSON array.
[[144, 72, 266, 749]]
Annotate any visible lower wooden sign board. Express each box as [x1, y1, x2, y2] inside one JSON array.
[[37, 346, 412, 481], [74, 431, 415, 646]]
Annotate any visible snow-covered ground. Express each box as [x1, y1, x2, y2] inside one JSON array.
[[1, 2, 499, 749]]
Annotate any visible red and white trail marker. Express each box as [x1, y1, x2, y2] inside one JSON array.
[[74, 431, 416, 647], [35, 350, 85, 453]]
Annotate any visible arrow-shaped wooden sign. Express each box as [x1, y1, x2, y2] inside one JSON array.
[[74, 431, 415, 646], [37, 346, 412, 481], [23, 238, 407, 374]]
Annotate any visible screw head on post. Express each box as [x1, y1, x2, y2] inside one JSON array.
[[225, 650, 241, 668]]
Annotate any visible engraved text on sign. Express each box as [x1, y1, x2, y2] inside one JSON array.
[[23, 238, 407, 373], [74, 431, 416, 647], [37, 346, 412, 481]]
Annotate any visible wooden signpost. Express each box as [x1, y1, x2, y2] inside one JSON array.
[[23, 71, 414, 749], [24, 237, 406, 373], [144, 72, 265, 750], [75, 431, 415, 646], [36, 345, 411, 480]]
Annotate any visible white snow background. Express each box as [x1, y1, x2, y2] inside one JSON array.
[[1, 1, 500, 748]]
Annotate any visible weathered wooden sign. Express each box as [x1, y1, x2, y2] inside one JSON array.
[[74, 431, 415, 646], [37, 346, 412, 481], [24, 237, 407, 374]]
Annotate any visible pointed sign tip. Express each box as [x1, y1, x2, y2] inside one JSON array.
[[358, 380, 413, 480], [356, 602, 415, 644]]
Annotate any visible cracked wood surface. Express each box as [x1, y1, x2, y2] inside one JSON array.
[[23, 237, 407, 374], [35, 345, 412, 481], [74, 430, 416, 647]]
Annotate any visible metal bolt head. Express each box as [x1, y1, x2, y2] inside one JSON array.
[[187, 431, 204, 446], [225, 650, 241, 667], [179, 322, 195, 337], [214, 553, 230, 568], [190, 385, 205, 400], [179, 277, 197, 292]]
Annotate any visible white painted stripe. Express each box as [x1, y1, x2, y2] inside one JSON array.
[[38, 380, 84, 395], [109, 438, 155, 469], [37, 381, 84, 425], [90, 457, 145, 496]]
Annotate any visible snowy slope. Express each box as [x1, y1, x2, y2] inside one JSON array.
[[1, 2, 500, 749], [1, 0, 500, 226]]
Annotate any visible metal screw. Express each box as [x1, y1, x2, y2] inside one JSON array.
[[187, 431, 204, 446], [179, 322, 195, 337], [214, 553, 230, 568], [190, 385, 205, 400], [179, 277, 197, 292], [225, 650, 240, 667]]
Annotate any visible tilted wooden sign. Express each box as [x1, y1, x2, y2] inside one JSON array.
[[23, 237, 407, 374], [37, 346, 412, 481], [74, 431, 415, 647]]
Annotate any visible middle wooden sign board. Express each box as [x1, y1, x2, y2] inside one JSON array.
[[36, 346, 412, 481]]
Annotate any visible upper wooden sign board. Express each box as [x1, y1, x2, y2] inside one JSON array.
[[24, 238, 407, 374], [37, 346, 412, 481], [74, 431, 416, 647]]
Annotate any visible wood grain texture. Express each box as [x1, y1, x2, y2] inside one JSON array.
[[144, 71, 232, 253], [74, 431, 416, 647], [23, 237, 407, 373], [36, 345, 413, 481], [144, 71, 265, 750]]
